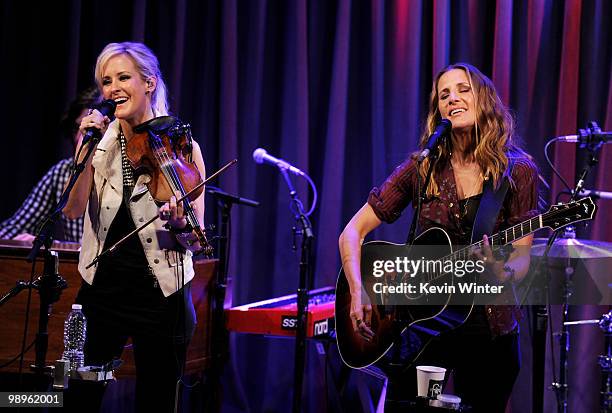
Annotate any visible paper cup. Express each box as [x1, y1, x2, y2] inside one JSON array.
[[416, 365, 446, 398]]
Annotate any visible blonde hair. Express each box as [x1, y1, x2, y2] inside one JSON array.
[[94, 42, 169, 116], [418, 63, 528, 195]]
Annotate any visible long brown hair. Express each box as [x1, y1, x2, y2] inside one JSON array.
[[418, 63, 529, 196]]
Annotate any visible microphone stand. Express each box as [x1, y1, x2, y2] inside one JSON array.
[[0, 135, 100, 387], [391, 151, 438, 368], [528, 126, 604, 413], [204, 186, 258, 412], [28, 128, 101, 262], [407, 151, 439, 245], [276, 168, 315, 413], [555, 136, 603, 413]]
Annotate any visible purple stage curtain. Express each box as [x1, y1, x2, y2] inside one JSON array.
[[0, 1, 610, 412]]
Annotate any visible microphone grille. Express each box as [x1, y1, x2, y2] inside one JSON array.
[[95, 99, 117, 120], [252, 148, 267, 164]]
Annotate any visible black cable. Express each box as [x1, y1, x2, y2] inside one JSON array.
[[173, 250, 199, 413], [218, 208, 250, 410], [544, 138, 573, 192], [324, 339, 330, 411], [17, 259, 38, 388], [547, 298, 560, 408], [555, 190, 573, 204], [173, 252, 182, 413], [406, 157, 424, 244], [34, 141, 88, 237], [225, 208, 231, 293], [72, 140, 87, 172]]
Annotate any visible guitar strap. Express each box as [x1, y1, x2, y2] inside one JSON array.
[[470, 174, 510, 244]]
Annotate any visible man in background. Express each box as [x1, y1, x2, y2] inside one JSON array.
[[0, 87, 100, 242]]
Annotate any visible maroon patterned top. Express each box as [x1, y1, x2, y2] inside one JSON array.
[[367, 156, 539, 335]]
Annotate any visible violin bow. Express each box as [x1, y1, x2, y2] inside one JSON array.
[[86, 159, 238, 269]]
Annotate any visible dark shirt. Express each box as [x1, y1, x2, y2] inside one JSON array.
[[367, 156, 539, 335], [458, 193, 482, 244], [96, 198, 151, 276]]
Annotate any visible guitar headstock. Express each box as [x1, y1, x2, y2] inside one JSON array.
[[542, 197, 597, 231]]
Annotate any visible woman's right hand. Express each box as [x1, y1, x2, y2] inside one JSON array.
[[63, 108, 110, 219], [339, 203, 382, 342], [350, 291, 374, 341], [78, 108, 111, 142]]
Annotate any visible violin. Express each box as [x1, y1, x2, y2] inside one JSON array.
[[127, 116, 213, 256]]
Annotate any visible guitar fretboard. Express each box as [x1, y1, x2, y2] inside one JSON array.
[[450, 215, 542, 263], [423, 199, 594, 282]]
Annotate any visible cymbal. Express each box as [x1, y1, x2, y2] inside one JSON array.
[[530, 237, 612, 259]]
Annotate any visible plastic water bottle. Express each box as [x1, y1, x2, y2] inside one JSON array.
[[62, 304, 87, 371]]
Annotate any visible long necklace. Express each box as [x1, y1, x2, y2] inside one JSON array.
[[458, 177, 482, 219], [119, 130, 136, 205], [461, 193, 476, 219], [451, 156, 481, 219], [119, 130, 135, 189]]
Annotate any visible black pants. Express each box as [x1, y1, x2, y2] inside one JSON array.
[[64, 272, 196, 413], [385, 309, 520, 413]]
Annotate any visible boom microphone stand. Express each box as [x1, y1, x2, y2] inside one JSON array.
[[391, 150, 438, 368], [276, 168, 315, 413], [0, 129, 102, 388], [530, 122, 605, 413], [406, 151, 439, 245], [553, 124, 604, 413]]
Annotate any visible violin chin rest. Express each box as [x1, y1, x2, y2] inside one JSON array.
[[134, 116, 177, 134]]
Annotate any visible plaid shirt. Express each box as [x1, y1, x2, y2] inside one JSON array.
[[0, 158, 83, 242]]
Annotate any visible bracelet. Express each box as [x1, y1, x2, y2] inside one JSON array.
[[503, 265, 516, 281], [165, 222, 193, 234], [493, 244, 514, 263], [175, 232, 197, 247]]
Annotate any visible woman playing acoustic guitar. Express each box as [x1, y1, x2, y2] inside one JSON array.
[[339, 63, 539, 413]]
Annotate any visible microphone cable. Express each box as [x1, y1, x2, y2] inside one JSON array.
[[544, 137, 573, 194]]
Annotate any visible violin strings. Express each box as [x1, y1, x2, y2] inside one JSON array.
[[150, 133, 202, 234]]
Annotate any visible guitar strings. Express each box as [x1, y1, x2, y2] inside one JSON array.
[[422, 202, 588, 281]]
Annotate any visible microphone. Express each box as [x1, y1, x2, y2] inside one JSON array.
[[417, 119, 452, 162], [82, 99, 117, 144], [556, 121, 611, 146], [578, 189, 612, 200], [557, 132, 612, 143], [252, 148, 305, 176]]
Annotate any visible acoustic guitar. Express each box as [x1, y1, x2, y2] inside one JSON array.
[[335, 198, 597, 369]]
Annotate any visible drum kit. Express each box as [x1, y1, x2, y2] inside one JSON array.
[[529, 231, 612, 413]]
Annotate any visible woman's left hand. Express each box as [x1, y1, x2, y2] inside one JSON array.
[[472, 235, 508, 283], [159, 191, 188, 230]]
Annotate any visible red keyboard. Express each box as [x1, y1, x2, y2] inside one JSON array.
[[225, 286, 335, 337]]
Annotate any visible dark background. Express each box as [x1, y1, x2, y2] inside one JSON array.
[[0, 1, 610, 412]]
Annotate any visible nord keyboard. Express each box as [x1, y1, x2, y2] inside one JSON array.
[[225, 286, 335, 338]]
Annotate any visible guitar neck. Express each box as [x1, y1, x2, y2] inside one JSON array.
[[450, 214, 543, 262]]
